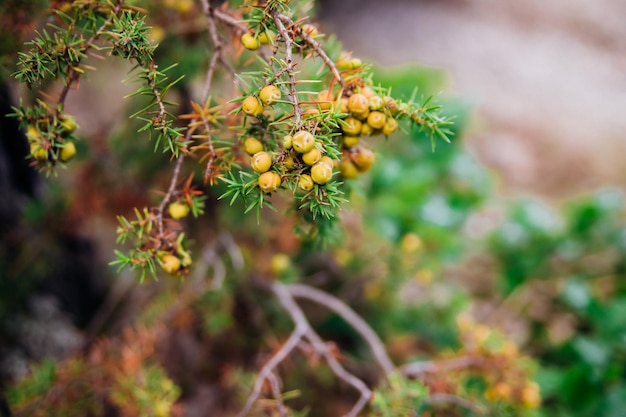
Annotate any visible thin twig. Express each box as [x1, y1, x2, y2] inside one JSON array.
[[198, 0, 227, 182], [287, 283, 396, 375], [239, 282, 373, 417], [238, 285, 308, 417], [156, 154, 185, 240], [272, 12, 302, 126], [156, 0, 228, 233], [219, 232, 245, 271], [266, 372, 289, 417], [147, 60, 169, 127], [213, 8, 248, 32], [277, 13, 346, 90], [302, 327, 372, 417]]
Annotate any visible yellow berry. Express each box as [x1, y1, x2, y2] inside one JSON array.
[[258, 171, 281, 193], [338, 97, 349, 113], [400, 233, 422, 253], [367, 111, 386, 130], [311, 161, 333, 184], [339, 157, 359, 179], [360, 87, 376, 98], [244, 137, 264, 155], [351, 146, 375, 172], [271, 253, 291, 274], [283, 135, 293, 149], [59, 142, 76, 162], [30, 143, 47, 160], [148, 25, 166, 44], [292, 130, 315, 153], [320, 156, 334, 167], [242, 96, 264, 117], [168, 201, 190, 219], [259, 85, 281, 106], [353, 108, 370, 121], [348, 93, 369, 114], [317, 90, 335, 110], [299, 174, 314, 191], [342, 136, 359, 148], [302, 23, 318, 37], [521, 382, 541, 409], [486, 382, 512, 402], [160, 254, 181, 275], [154, 400, 171, 417], [251, 151, 272, 173], [258, 31, 275, 45], [501, 341, 519, 358], [369, 95, 384, 110], [336, 55, 361, 70], [350, 58, 362, 68], [283, 153, 295, 168], [302, 147, 322, 165], [341, 117, 362, 136], [26, 126, 41, 142], [60, 115, 78, 135], [382, 117, 399, 135], [241, 33, 260, 50], [360, 122, 374, 136]]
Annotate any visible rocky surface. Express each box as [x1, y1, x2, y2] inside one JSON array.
[[318, 0, 626, 197]]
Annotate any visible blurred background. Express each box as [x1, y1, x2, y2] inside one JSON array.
[[3, 1, 626, 416], [319, 0, 626, 196]]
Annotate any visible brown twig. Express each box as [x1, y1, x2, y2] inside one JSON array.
[[272, 12, 303, 126], [156, 0, 228, 234], [276, 13, 347, 91], [156, 154, 185, 240], [238, 284, 308, 417], [287, 283, 396, 376], [302, 326, 372, 417], [213, 8, 248, 32], [266, 372, 289, 417], [239, 282, 373, 417]]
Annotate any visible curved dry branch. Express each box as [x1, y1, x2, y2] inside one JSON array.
[[239, 281, 373, 417], [287, 283, 396, 375]]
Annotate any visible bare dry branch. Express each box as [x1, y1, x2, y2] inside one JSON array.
[[276, 13, 347, 91], [239, 281, 373, 417], [287, 283, 396, 375], [272, 12, 303, 126], [266, 372, 289, 417], [238, 283, 308, 417], [302, 327, 372, 417]]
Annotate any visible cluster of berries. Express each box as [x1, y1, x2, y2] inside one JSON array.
[[244, 130, 334, 193], [237, 25, 403, 200], [26, 114, 78, 164], [334, 86, 398, 179]]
